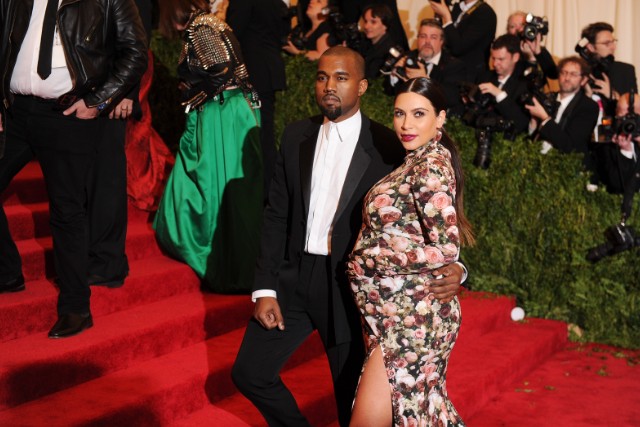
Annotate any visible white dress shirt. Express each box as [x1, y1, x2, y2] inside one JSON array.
[[10, 0, 72, 99]]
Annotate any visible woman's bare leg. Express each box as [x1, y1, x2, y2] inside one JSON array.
[[349, 346, 393, 427]]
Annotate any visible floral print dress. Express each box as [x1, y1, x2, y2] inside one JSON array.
[[347, 138, 465, 426]]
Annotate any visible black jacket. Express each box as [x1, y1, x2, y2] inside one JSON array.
[[0, 0, 147, 111], [477, 70, 530, 134], [254, 114, 404, 345]]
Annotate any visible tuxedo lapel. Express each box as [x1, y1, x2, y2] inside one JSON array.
[[332, 118, 373, 225], [558, 91, 582, 130], [299, 122, 321, 217]]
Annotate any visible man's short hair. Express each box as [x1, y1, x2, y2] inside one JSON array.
[[491, 34, 521, 55], [419, 18, 445, 41], [362, 4, 394, 29], [581, 22, 614, 44], [557, 56, 590, 77], [321, 46, 366, 80]]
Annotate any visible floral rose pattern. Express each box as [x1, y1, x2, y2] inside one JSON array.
[[347, 138, 465, 426]]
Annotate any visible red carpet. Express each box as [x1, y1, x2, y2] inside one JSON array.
[[0, 162, 637, 426]]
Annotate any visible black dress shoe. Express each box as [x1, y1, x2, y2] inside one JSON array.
[[0, 275, 25, 293], [87, 272, 128, 288], [48, 313, 93, 339]]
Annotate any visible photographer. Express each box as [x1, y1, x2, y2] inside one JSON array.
[[526, 56, 599, 155], [384, 19, 466, 114], [282, 0, 333, 61], [507, 11, 558, 81], [476, 34, 530, 134], [580, 22, 637, 117], [359, 4, 403, 79], [592, 92, 640, 194]]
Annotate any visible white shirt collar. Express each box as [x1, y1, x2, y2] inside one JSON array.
[[460, 0, 479, 13]]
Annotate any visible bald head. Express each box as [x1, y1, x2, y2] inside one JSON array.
[[320, 46, 366, 81]]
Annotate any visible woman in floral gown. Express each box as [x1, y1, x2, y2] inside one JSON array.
[[347, 78, 475, 426]]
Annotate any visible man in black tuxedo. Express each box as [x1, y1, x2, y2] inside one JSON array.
[[385, 18, 466, 115], [581, 22, 637, 117], [429, 0, 496, 83], [476, 34, 530, 135], [526, 56, 599, 155], [227, 0, 290, 196], [231, 46, 465, 427]]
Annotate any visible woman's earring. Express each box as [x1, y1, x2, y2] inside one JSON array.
[[434, 129, 443, 142]]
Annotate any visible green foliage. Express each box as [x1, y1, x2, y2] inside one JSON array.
[[150, 44, 639, 348]]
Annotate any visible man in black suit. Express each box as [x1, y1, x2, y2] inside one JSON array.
[[385, 18, 466, 115], [526, 56, 599, 155], [429, 0, 496, 83], [581, 22, 637, 117], [476, 34, 530, 135], [231, 46, 465, 427], [226, 0, 290, 196]]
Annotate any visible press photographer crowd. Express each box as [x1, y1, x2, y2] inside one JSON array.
[[282, 0, 639, 262]]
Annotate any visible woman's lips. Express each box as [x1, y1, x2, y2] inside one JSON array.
[[401, 134, 417, 142]]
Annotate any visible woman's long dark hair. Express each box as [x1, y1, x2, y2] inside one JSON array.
[[396, 77, 475, 246], [158, 0, 209, 39]]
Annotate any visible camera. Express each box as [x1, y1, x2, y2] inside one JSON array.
[[380, 46, 405, 75], [381, 48, 426, 78], [518, 67, 560, 119], [459, 82, 515, 169], [519, 14, 549, 41], [586, 223, 640, 262], [575, 37, 614, 84], [280, 6, 308, 50], [322, 7, 363, 51], [598, 92, 640, 140]]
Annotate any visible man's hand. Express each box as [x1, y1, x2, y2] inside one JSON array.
[[109, 98, 133, 120], [523, 33, 542, 55], [404, 60, 428, 79], [63, 99, 99, 119], [478, 82, 502, 98], [254, 297, 285, 330], [524, 96, 549, 121], [428, 0, 452, 25], [612, 132, 639, 151], [590, 73, 612, 98], [429, 263, 464, 303]]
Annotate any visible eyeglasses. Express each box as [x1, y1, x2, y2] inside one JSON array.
[[559, 70, 583, 78], [595, 39, 618, 47]]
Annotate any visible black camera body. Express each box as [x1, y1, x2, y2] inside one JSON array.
[[518, 67, 560, 119], [322, 7, 362, 51], [383, 49, 426, 78], [520, 14, 549, 41], [587, 223, 640, 262], [598, 92, 640, 140], [575, 38, 614, 84], [287, 25, 308, 51]]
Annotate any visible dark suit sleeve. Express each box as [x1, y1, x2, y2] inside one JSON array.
[[253, 128, 293, 292], [438, 58, 467, 112], [442, 6, 496, 57], [494, 79, 530, 134], [539, 97, 599, 154], [535, 47, 558, 80], [226, 0, 252, 38]]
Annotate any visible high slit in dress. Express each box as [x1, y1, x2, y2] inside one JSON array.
[[347, 138, 465, 426]]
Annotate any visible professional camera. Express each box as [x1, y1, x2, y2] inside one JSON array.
[[519, 14, 549, 41], [598, 92, 640, 141], [586, 223, 640, 262], [380, 46, 405, 75], [575, 38, 614, 84], [518, 67, 560, 119], [459, 83, 515, 169], [280, 6, 308, 50], [381, 48, 426, 78], [322, 7, 363, 51]]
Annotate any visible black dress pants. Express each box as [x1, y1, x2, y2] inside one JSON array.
[[232, 254, 365, 427], [5, 95, 126, 314]]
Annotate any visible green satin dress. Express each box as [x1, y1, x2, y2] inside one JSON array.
[[153, 88, 262, 293]]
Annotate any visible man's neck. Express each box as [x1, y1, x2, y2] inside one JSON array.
[[559, 89, 580, 100]]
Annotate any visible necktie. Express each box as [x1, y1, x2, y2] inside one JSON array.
[[37, 0, 59, 80]]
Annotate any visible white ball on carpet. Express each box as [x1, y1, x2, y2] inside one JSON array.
[[511, 307, 525, 321]]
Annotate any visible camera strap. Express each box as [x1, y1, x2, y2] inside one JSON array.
[[456, 1, 484, 25]]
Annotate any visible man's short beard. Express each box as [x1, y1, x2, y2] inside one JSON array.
[[320, 105, 342, 121]]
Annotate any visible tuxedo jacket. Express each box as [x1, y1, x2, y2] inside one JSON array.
[[253, 114, 404, 345], [477, 71, 530, 134], [590, 142, 639, 194], [444, 0, 496, 82], [600, 61, 638, 116], [539, 91, 599, 154], [226, 0, 289, 94]]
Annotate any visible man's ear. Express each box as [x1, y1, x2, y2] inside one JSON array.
[[586, 43, 596, 53], [358, 78, 369, 97]]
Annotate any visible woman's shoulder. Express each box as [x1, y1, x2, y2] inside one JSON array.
[[190, 12, 229, 32]]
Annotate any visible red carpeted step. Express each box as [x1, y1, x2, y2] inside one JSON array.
[[0, 291, 253, 410], [1, 162, 48, 207], [448, 317, 568, 421], [171, 405, 252, 427], [0, 256, 201, 343], [456, 291, 515, 340], [0, 328, 327, 426], [16, 222, 162, 282], [466, 343, 640, 427]]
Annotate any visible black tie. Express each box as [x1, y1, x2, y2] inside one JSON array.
[[37, 0, 59, 80]]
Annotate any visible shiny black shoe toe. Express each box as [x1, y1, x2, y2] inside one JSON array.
[[48, 313, 93, 339], [88, 272, 128, 288], [0, 275, 25, 293]]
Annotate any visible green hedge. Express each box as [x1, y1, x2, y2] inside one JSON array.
[[151, 47, 639, 348]]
